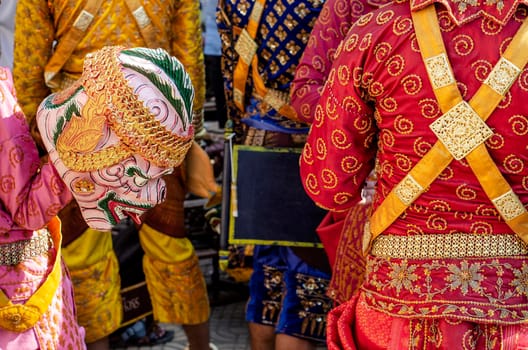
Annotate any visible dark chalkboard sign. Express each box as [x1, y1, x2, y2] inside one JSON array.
[[228, 145, 325, 247]]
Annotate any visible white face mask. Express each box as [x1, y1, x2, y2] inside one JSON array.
[[36, 47, 194, 231]]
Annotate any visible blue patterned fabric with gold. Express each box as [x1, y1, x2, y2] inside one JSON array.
[[246, 245, 332, 342], [217, 0, 325, 139]]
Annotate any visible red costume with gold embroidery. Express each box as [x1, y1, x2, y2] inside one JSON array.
[[291, 0, 390, 304], [300, 0, 528, 348], [291, 0, 390, 124]]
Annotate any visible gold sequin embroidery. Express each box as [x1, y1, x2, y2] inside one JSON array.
[[492, 190, 526, 221], [484, 57, 521, 96], [424, 53, 455, 89], [430, 101, 494, 160]]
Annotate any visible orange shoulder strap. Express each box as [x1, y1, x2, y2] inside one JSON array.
[[123, 0, 160, 48], [44, 0, 104, 89], [366, 6, 528, 252], [232, 0, 266, 111]]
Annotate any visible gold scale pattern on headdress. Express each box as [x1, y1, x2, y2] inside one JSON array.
[[56, 46, 193, 172]]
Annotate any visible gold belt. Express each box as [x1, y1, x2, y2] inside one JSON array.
[[0, 229, 52, 266], [371, 233, 528, 259], [0, 217, 62, 333]]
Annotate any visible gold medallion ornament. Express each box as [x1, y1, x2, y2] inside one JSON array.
[[367, 5, 528, 251], [483, 57, 521, 95], [395, 174, 424, 205], [72, 178, 97, 195], [424, 53, 455, 89], [429, 101, 494, 160]]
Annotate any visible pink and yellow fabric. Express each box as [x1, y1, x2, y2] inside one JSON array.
[[36, 46, 210, 340], [0, 67, 85, 348], [14, 1, 211, 342], [37, 46, 195, 232], [299, 0, 528, 347]]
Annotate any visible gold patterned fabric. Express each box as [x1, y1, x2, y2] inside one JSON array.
[[139, 225, 209, 324], [14, 1, 208, 341], [14, 0, 205, 136], [217, 0, 324, 142], [63, 239, 123, 342], [142, 253, 210, 325]]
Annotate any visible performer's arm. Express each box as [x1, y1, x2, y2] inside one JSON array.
[[299, 43, 377, 211], [291, 0, 384, 124], [0, 68, 71, 230], [13, 0, 54, 126]]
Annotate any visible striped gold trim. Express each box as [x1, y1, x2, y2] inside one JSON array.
[[235, 29, 258, 65], [371, 233, 528, 259]]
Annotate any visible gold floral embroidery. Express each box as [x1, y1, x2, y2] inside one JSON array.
[[362, 256, 528, 323], [388, 260, 419, 293], [452, 0, 479, 13], [446, 261, 484, 295], [511, 264, 528, 295]]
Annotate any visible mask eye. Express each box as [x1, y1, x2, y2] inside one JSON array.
[[126, 166, 150, 187], [126, 166, 172, 187], [133, 176, 149, 187]]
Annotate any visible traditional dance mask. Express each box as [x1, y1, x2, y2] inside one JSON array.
[[37, 46, 195, 230]]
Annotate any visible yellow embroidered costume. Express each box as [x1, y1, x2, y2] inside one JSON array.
[[13, 0, 210, 344]]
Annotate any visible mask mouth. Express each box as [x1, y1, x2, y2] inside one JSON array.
[[99, 191, 154, 226], [113, 205, 150, 225]]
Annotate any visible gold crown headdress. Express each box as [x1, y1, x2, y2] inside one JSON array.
[[55, 46, 194, 172]]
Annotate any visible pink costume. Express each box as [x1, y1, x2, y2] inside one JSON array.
[[0, 67, 85, 349], [290, 0, 389, 304], [300, 0, 528, 348]]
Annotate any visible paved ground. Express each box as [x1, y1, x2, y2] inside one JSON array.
[[134, 300, 252, 350], [111, 259, 252, 350], [111, 121, 328, 350]]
